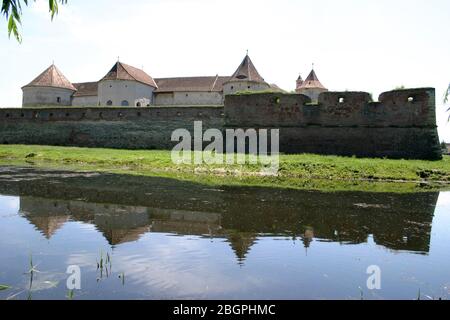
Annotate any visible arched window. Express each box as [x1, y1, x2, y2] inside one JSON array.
[[121, 100, 129, 106], [106, 100, 113, 106]]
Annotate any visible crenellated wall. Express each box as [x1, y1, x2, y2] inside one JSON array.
[[0, 88, 442, 159], [224, 88, 442, 159]]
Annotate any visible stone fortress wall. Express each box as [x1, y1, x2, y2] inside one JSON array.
[[0, 87, 442, 160]]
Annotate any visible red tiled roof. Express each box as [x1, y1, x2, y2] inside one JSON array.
[[73, 82, 98, 97], [23, 64, 77, 91], [154, 75, 229, 93], [299, 69, 327, 90], [226, 55, 266, 83], [101, 62, 158, 88]]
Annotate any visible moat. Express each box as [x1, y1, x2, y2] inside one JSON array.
[[0, 166, 449, 300]]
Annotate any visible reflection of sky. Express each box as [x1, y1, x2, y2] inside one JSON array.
[[0, 193, 449, 300]]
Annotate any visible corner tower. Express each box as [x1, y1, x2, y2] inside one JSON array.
[[295, 74, 304, 92], [223, 54, 270, 95], [98, 61, 158, 107], [22, 64, 77, 107], [296, 68, 328, 102]]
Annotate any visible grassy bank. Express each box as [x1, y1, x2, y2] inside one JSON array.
[[0, 144, 449, 193]]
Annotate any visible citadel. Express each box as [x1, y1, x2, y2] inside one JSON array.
[[21, 54, 327, 107], [0, 54, 441, 161]]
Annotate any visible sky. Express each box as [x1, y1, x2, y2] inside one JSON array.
[[1, 0, 449, 140]]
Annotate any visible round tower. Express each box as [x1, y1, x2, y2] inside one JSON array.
[[98, 61, 158, 107], [22, 64, 77, 107], [295, 74, 304, 93], [223, 54, 270, 95], [297, 68, 328, 102]]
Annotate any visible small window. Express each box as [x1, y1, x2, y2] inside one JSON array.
[[121, 100, 129, 106], [136, 102, 141, 107], [231, 86, 234, 90], [186, 94, 189, 97], [107, 100, 113, 106], [408, 97, 414, 103], [339, 97, 345, 104], [57, 97, 61, 103]]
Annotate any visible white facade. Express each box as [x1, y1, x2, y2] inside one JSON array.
[[22, 87, 74, 107], [223, 81, 270, 95], [98, 80, 155, 107], [154, 91, 223, 106], [22, 56, 285, 108], [297, 88, 328, 103], [72, 95, 98, 107]]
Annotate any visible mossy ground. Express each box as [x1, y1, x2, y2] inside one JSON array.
[[0, 144, 449, 193]]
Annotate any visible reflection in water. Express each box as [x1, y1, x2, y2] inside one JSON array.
[[0, 166, 447, 300], [1, 167, 438, 259]]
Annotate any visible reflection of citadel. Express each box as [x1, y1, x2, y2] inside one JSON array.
[[0, 167, 439, 262]]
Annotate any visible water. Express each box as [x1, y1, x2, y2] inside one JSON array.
[[0, 166, 449, 300]]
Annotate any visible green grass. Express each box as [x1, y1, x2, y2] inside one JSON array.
[[0, 144, 449, 193]]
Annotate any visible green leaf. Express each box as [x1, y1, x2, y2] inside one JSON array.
[[0, 285, 11, 291]]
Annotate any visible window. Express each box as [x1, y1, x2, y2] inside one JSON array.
[[121, 100, 129, 106], [107, 100, 113, 106], [136, 102, 141, 107], [57, 97, 61, 103]]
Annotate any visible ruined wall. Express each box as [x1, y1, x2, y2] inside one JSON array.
[[0, 87, 442, 159], [0, 106, 224, 150], [225, 88, 442, 159]]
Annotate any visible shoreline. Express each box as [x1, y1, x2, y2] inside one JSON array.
[[0, 144, 449, 193]]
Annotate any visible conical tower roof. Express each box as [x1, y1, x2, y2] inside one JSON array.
[[227, 54, 266, 83], [227, 231, 257, 264], [23, 64, 76, 91], [101, 61, 158, 88], [299, 69, 327, 90]]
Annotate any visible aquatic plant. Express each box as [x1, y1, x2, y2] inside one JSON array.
[[67, 289, 74, 300]]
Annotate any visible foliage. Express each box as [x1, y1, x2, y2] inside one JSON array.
[[1, 0, 67, 42]]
